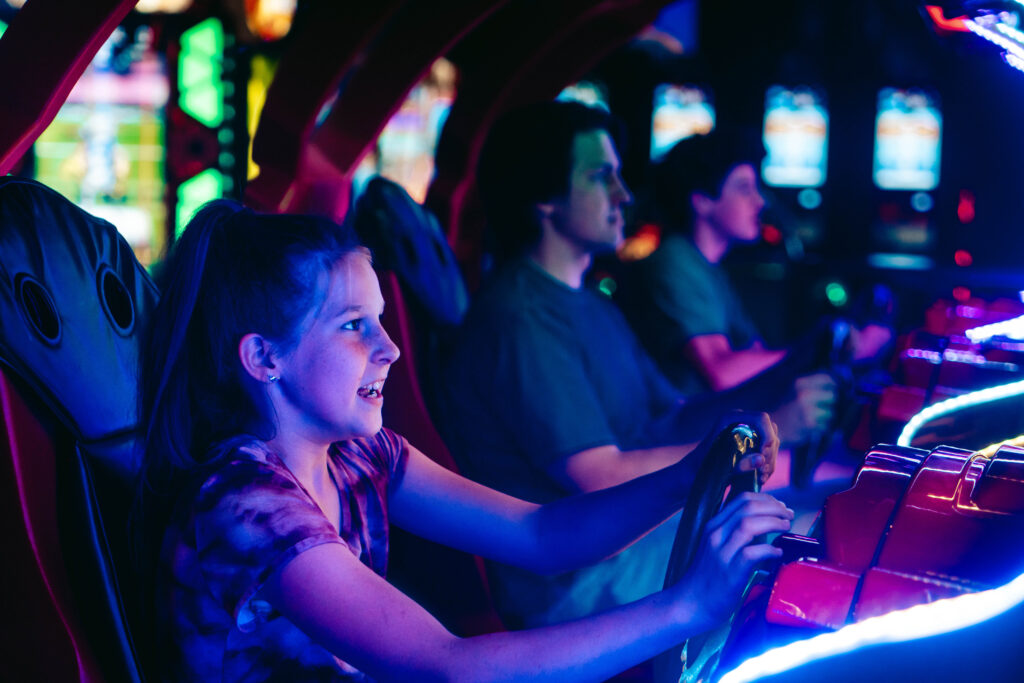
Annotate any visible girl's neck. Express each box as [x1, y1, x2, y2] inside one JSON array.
[[266, 431, 333, 490]]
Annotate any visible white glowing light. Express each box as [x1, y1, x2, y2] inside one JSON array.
[[965, 314, 1024, 343], [1006, 51, 1024, 74], [897, 378, 1024, 447], [997, 21, 1024, 44], [1019, 290, 1024, 304], [719, 571, 1024, 683], [965, 18, 1024, 60]]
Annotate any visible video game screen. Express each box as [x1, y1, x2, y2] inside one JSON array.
[[761, 85, 828, 188], [33, 25, 168, 268], [650, 83, 715, 160], [873, 88, 942, 191]]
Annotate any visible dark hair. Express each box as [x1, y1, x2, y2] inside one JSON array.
[[136, 200, 365, 505], [653, 128, 764, 233], [477, 100, 623, 261]]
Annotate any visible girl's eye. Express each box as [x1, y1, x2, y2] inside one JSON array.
[[342, 319, 362, 331]]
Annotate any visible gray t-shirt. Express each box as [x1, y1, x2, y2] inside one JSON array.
[[621, 233, 761, 393], [439, 257, 686, 627], [441, 257, 683, 504]]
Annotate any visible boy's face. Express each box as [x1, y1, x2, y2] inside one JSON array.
[[543, 129, 633, 254], [701, 163, 766, 244]]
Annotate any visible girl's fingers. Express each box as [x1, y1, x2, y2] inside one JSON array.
[[719, 514, 792, 562]]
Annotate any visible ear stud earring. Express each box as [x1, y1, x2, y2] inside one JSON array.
[[268, 374, 279, 383]]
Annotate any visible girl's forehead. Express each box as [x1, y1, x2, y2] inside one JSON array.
[[323, 253, 380, 306]]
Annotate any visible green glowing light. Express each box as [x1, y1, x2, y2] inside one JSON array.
[[176, 169, 227, 238], [598, 277, 617, 297], [179, 18, 225, 128], [825, 282, 848, 307]]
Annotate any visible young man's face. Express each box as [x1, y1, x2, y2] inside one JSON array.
[[544, 129, 633, 254], [701, 163, 765, 244]]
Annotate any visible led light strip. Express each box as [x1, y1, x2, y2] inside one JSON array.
[[965, 313, 1024, 343], [997, 20, 1024, 44], [718, 570, 1024, 683], [965, 18, 1024, 60], [1006, 50, 1024, 73], [897, 378, 1024, 447]]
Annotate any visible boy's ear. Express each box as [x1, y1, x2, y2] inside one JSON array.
[[690, 191, 714, 218], [238, 333, 279, 383], [534, 200, 557, 223]]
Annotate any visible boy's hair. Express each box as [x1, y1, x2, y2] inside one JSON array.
[[138, 201, 365, 493], [477, 100, 623, 261], [654, 128, 764, 232]]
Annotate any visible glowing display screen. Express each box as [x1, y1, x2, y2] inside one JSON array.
[[355, 58, 456, 204], [557, 80, 610, 112], [33, 26, 168, 267], [873, 88, 942, 191], [761, 86, 828, 188], [650, 84, 714, 160]]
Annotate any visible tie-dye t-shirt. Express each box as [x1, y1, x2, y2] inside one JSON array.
[[158, 428, 409, 682]]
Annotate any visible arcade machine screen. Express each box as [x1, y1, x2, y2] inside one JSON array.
[[557, 79, 611, 111], [761, 86, 828, 188], [873, 87, 942, 192], [649, 83, 714, 160], [869, 88, 942, 267], [33, 26, 169, 268], [353, 57, 457, 204]]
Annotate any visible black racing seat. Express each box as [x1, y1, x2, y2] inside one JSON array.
[[351, 176, 504, 636], [0, 177, 158, 681]]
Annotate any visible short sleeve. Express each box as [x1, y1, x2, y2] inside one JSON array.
[[193, 459, 345, 632], [642, 242, 729, 341]]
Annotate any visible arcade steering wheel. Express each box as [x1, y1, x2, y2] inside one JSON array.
[[654, 424, 763, 683]]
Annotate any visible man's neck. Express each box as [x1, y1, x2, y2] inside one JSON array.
[[692, 220, 730, 264], [529, 234, 592, 289]]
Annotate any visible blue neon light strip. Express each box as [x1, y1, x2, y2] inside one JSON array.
[[897, 378, 1024, 447], [718, 570, 1024, 683], [964, 314, 1024, 343], [1006, 51, 1024, 74], [965, 18, 1024, 60]]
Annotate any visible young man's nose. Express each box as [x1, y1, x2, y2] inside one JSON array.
[[612, 174, 633, 205]]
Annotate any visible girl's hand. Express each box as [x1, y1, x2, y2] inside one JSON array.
[[673, 492, 793, 629]]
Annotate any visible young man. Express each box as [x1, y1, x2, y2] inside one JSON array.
[[620, 133, 886, 440], [439, 102, 787, 628]]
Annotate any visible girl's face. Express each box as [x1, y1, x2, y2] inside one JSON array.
[[273, 253, 400, 443]]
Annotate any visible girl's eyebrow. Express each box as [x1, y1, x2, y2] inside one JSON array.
[[330, 304, 364, 319]]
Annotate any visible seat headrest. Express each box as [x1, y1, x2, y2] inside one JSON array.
[[353, 176, 468, 327], [0, 177, 158, 443]]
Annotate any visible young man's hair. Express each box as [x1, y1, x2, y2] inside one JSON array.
[[653, 127, 764, 233], [477, 100, 623, 261]]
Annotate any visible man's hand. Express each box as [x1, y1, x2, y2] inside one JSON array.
[[773, 372, 837, 445]]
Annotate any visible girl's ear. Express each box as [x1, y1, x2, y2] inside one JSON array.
[[238, 333, 279, 383]]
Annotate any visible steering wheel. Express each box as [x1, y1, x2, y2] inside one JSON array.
[[653, 424, 763, 683]]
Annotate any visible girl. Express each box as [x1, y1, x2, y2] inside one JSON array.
[[138, 200, 792, 682]]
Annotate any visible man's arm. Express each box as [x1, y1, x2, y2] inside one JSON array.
[[685, 333, 786, 391]]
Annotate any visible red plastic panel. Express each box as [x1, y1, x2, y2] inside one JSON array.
[[765, 560, 859, 630], [854, 567, 974, 622], [822, 447, 925, 572], [0, 0, 135, 174], [0, 370, 103, 681]]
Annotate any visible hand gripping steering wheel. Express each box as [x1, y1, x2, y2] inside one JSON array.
[[654, 424, 763, 683]]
